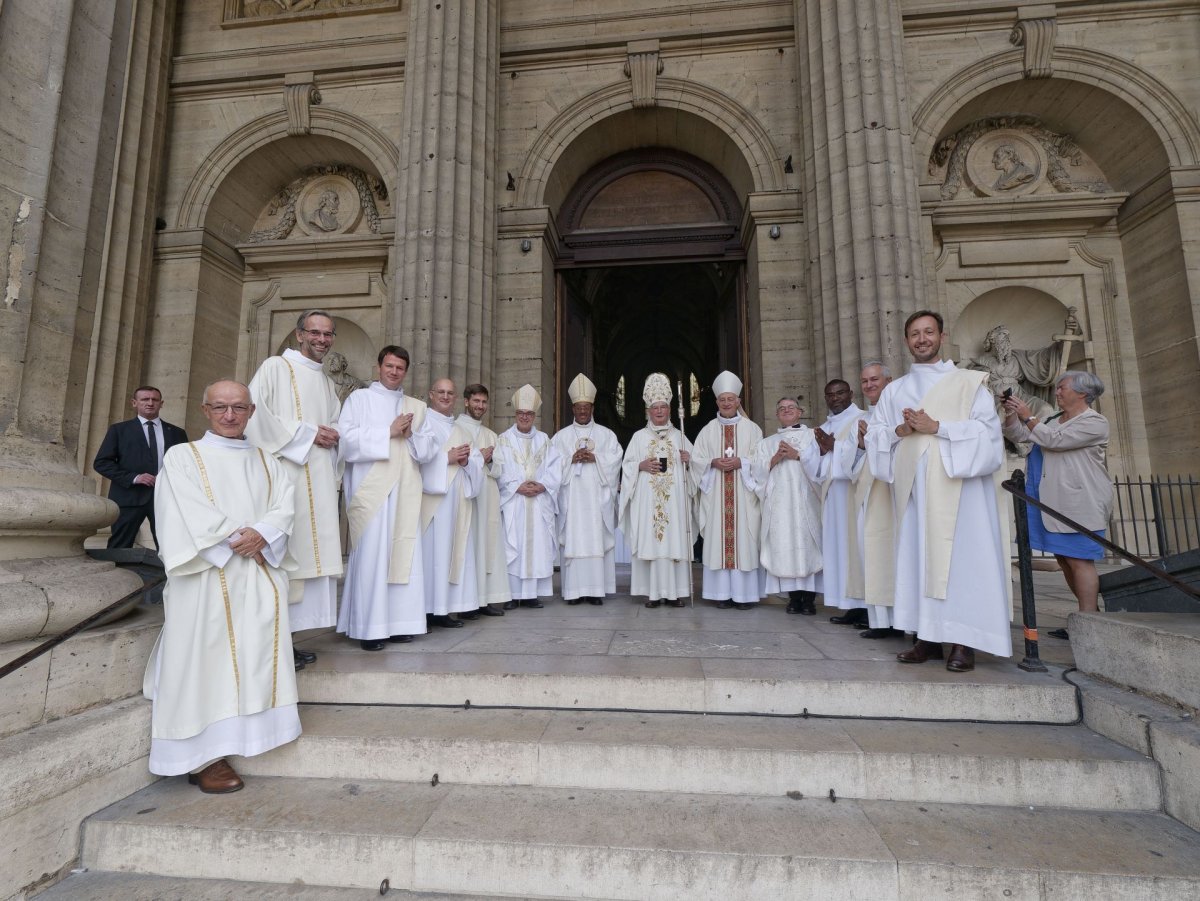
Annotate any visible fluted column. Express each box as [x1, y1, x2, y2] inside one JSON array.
[[796, 0, 927, 383], [390, 0, 499, 392]]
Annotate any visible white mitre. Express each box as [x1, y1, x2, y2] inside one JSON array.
[[713, 370, 743, 397], [642, 373, 673, 406], [568, 374, 597, 405], [512, 383, 542, 412]]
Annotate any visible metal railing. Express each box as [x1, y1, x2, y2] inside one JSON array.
[[1109, 474, 1200, 560], [1002, 470, 1200, 674]]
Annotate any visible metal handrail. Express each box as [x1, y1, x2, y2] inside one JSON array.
[[0, 574, 164, 681]]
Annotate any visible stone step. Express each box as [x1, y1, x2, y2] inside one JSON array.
[[235, 704, 1161, 812], [80, 777, 1200, 900], [295, 647, 1080, 723]]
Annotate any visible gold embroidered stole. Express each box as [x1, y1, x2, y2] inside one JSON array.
[[721, 423, 737, 569]]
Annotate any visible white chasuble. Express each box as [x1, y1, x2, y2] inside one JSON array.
[[145, 433, 299, 775], [420, 410, 484, 614], [457, 414, 511, 605], [752, 426, 823, 592], [618, 424, 697, 602], [245, 349, 343, 631], [495, 426, 562, 598], [815, 404, 868, 610], [336, 383, 440, 639], [551, 420, 623, 599], [866, 361, 1013, 657], [691, 414, 764, 602]]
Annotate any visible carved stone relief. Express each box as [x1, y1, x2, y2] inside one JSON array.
[[247, 164, 389, 243], [929, 116, 1110, 201], [322, 350, 368, 402], [624, 39, 664, 109], [1010, 7, 1057, 79], [225, 0, 399, 26]]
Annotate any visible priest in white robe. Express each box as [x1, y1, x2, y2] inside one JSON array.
[[814, 378, 870, 625], [244, 310, 343, 670], [420, 378, 484, 626], [691, 371, 764, 608], [618, 373, 696, 607], [494, 385, 563, 608], [145, 380, 299, 793], [336, 346, 441, 650], [457, 383, 510, 615], [848, 362, 902, 639], [866, 311, 1013, 673], [751, 396, 822, 615], [552, 374, 623, 606]]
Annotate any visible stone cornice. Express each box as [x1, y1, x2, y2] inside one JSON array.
[[154, 227, 245, 280], [901, 0, 1198, 34], [928, 193, 1127, 238], [239, 234, 393, 272]]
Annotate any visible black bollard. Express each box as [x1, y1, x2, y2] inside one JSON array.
[[1010, 469, 1047, 673]]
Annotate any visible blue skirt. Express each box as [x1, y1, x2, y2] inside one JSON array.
[[1025, 445, 1105, 560]]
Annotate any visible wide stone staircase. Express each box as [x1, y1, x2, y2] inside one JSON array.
[[31, 597, 1200, 900]]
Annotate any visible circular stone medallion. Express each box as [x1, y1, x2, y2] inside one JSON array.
[[966, 131, 1047, 197], [294, 174, 363, 237]]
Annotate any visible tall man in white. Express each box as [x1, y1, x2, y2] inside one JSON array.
[[619, 373, 695, 607], [337, 346, 440, 650], [866, 310, 1012, 673], [457, 383, 510, 616], [245, 310, 342, 670], [146, 380, 298, 794], [420, 378, 484, 627], [495, 385, 562, 608], [815, 378, 870, 627], [552, 374, 623, 606], [850, 362, 902, 639], [752, 396, 823, 615], [691, 371, 764, 609]]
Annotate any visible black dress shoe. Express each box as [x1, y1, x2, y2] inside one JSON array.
[[388, 634, 414, 643], [294, 648, 317, 665], [293, 657, 305, 672], [733, 602, 754, 610], [480, 604, 505, 616], [566, 597, 582, 605], [520, 599, 544, 609], [644, 599, 662, 608], [459, 609, 481, 620], [360, 639, 386, 651], [431, 615, 465, 628], [946, 644, 976, 672], [1048, 628, 1070, 640], [860, 627, 903, 639], [502, 600, 518, 610], [896, 639, 943, 664], [588, 597, 603, 606], [829, 608, 869, 626], [666, 598, 685, 607], [715, 600, 734, 609]]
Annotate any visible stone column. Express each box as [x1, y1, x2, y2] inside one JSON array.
[[390, 0, 499, 392], [0, 0, 169, 643], [795, 0, 927, 383]]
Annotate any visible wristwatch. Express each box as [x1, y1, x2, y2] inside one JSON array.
[[1021, 415, 1036, 425]]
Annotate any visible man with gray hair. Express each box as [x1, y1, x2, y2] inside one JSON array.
[[245, 310, 344, 669]]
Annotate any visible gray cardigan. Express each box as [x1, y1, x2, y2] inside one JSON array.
[[1003, 407, 1113, 533]]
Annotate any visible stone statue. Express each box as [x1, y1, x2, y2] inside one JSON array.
[[323, 350, 366, 402], [991, 144, 1037, 192], [967, 323, 1063, 419]]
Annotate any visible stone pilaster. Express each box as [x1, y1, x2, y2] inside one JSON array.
[[390, 0, 499, 392], [795, 0, 927, 384]]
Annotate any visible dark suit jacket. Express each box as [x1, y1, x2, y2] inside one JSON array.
[[93, 417, 189, 507]]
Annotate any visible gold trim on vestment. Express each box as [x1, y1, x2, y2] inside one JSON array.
[[255, 447, 281, 706], [283, 359, 324, 576]]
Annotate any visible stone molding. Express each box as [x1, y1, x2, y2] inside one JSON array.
[[221, 0, 399, 27], [283, 72, 322, 136], [514, 78, 783, 208], [247, 164, 388, 243], [1010, 5, 1057, 79], [624, 39, 663, 108]]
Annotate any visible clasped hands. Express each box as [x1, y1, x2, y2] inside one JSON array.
[[895, 407, 939, 437], [516, 480, 546, 497], [228, 527, 267, 564], [709, 453, 741, 472], [314, 424, 340, 449], [389, 412, 414, 439], [772, 442, 800, 466], [447, 443, 471, 466], [814, 428, 835, 456], [571, 448, 596, 464]]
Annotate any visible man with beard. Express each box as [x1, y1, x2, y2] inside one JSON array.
[[866, 311, 1012, 673], [456, 384, 510, 615], [551, 374, 623, 606]]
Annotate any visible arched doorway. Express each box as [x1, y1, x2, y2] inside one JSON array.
[[555, 148, 746, 444]]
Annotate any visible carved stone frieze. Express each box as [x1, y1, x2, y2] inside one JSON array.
[[224, 0, 399, 26], [284, 72, 321, 136], [1010, 5, 1057, 79], [929, 116, 1110, 201], [624, 39, 664, 109], [247, 164, 389, 243]]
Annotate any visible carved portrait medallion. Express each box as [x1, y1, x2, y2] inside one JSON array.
[[965, 131, 1047, 197], [294, 175, 362, 237]]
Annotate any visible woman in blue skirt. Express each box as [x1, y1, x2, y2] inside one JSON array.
[[1002, 371, 1113, 635]]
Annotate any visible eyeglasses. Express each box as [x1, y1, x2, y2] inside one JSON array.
[[205, 404, 252, 415], [776, 405, 800, 412], [301, 329, 336, 340]]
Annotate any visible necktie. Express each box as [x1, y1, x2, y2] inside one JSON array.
[[146, 420, 159, 472]]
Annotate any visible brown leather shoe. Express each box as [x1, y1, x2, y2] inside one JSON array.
[[896, 639, 944, 664], [188, 759, 244, 794], [946, 644, 976, 672]]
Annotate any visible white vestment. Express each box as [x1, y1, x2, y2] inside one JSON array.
[[751, 426, 823, 594], [420, 410, 484, 615], [849, 404, 896, 629], [618, 423, 697, 601], [551, 420, 623, 600], [456, 414, 512, 605], [245, 349, 343, 632], [691, 414, 765, 603], [144, 432, 299, 776], [336, 383, 439, 639], [866, 360, 1013, 657], [815, 404, 868, 611], [495, 426, 563, 599]]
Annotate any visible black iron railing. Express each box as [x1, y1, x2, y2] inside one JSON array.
[[1109, 474, 1200, 560]]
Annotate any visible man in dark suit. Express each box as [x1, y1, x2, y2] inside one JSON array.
[[93, 386, 189, 548]]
